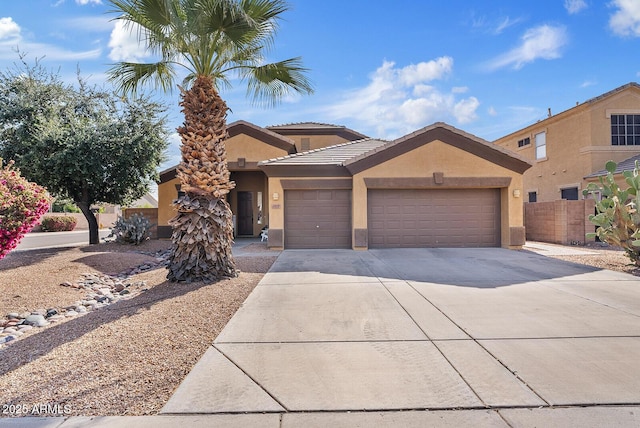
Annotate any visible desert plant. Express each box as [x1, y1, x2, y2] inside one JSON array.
[[40, 215, 78, 232], [109, 213, 154, 245], [583, 160, 640, 265], [0, 159, 50, 259]]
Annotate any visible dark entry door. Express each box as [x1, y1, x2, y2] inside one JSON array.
[[237, 192, 253, 236]]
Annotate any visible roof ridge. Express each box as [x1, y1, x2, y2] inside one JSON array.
[[258, 138, 386, 165], [585, 82, 640, 105], [266, 121, 346, 129]]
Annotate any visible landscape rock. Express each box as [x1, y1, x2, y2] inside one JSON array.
[[1, 250, 166, 347], [25, 314, 48, 327]]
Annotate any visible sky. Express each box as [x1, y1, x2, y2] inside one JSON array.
[[1, 0, 640, 176]]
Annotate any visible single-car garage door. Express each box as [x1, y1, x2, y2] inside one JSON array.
[[368, 188, 500, 248], [285, 189, 351, 249]]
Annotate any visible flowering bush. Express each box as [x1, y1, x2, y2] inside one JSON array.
[[40, 215, 77, 232], [0, 159, 51, 259]]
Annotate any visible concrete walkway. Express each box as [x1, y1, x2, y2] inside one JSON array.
[[6, 247, 640, 427]]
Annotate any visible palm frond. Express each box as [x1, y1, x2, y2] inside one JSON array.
[[107, 62, 177, 95], [244, 57, 313, 107]]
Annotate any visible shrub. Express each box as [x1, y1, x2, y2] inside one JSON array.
[[0, 159, 51, 259], [109, 213, 153, 245], [584, 160, 640, 265], [40, 215, 77, 232], [51, 198, 81, 213]]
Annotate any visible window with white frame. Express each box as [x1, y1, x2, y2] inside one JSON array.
[[611, 114, 640, 146], [535, 131, 546, 159]]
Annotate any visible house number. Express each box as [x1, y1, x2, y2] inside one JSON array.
[[271, 204, 281, 209]]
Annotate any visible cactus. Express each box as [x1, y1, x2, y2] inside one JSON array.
[[583, 160, 640, 265], [109, 213, 154, 245]]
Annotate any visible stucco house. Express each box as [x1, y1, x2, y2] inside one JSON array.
[[158, 121, 531, 250], [493, 82, 640, 203]]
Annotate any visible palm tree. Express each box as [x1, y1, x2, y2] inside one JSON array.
[[107, 0, 312, 282]]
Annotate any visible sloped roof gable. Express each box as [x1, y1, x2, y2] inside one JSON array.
[[346, 123, 532, 174]]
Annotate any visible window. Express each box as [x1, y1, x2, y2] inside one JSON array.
[[535, 131, 546, 159], [528, 192, 537, 203], [518, 137, 530, 148], [561, 187, 579, 200], [611, 114, 640, 146]]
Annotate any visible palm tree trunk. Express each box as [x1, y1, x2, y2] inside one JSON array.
[[167, 76, 237, 282]]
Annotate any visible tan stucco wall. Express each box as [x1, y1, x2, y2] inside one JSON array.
[[226, 134, 290, 162], [494, 88, 640, 202], [158, 177, 180, 227], [285, 134, 353, 151]]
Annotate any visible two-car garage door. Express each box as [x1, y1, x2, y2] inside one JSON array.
[[368, 189, 501, 248]]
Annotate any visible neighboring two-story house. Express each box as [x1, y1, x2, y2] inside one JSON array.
[[493, 82, 640, 203]]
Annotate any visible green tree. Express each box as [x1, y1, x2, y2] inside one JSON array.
[[107, 0, 312, 282], [0, 60, 168, 245]]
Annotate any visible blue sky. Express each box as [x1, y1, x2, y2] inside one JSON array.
[[1, 0, 640, 174]]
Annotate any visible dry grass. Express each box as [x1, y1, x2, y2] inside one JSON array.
[[0, 240, 276, 416]]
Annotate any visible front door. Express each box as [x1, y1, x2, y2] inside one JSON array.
[[237, 192, 253, 236]]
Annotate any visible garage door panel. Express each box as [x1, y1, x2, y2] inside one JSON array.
[[285, 189, 352, 249], [368, 189, 500, 248]]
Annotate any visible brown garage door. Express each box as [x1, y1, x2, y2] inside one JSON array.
[[368, 189, 500, 248], [285, 189, 351, 249]]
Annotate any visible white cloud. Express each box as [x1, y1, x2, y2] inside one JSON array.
[[488, 106, 498, 116], [485, 24, 568, 70], [108, 20, 151, 62], [581, 79, 597, 88], [453, 97, 480, 124], [0, 16, 101, 61], [564, 0, 588, 14], [76, 0, 102, 5], [494, 16, 523, 35], [452, 86, 469, 94], [398, 57, 453, 86], [322, 58, 480, 138], [609, 0, 640, 37], [0, 17, 20, 41]]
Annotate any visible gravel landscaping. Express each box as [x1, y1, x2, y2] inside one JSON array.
[[0, 239, 277, 417], [0, 238, 636, 418]]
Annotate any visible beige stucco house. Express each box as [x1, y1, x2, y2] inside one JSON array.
[[493, 82, 640, 203], [158, 121, 531, 250], [260, 123, 531, 250]]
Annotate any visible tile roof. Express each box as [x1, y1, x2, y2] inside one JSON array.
[[258, 138, 390, 166], [585, 153, 640, 178]]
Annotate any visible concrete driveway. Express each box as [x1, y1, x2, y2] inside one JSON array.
[[161, 248, 640, 427]]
